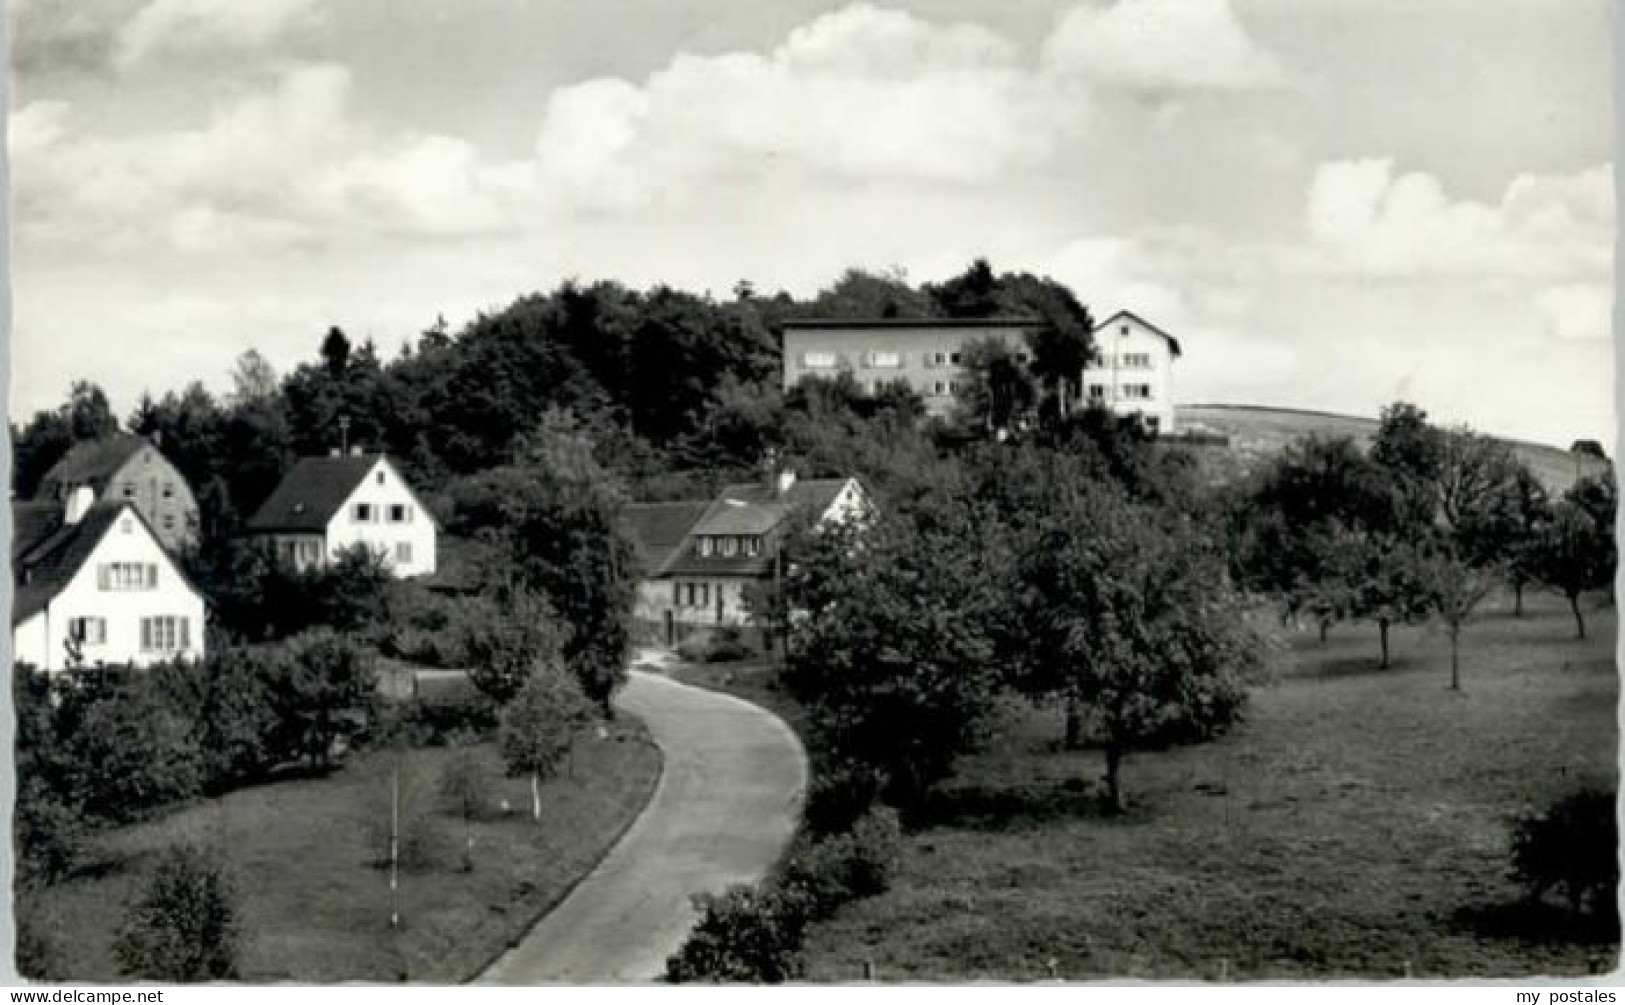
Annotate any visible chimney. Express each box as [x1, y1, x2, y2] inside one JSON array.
[[329, 447, 342, 457], [775, 469, 797, 497], [64, 485, 95, 525], [349, 445, 365, 457]]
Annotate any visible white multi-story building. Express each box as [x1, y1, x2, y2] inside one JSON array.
[[780, 309, 1183, 432], [12, 493, 207, 671], [245, 452, 438, 578]]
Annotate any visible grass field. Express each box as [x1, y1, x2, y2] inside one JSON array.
[[1177, 404, 1609, 494], [792, 590, 1618, 980], [20, 722, 662, 982]]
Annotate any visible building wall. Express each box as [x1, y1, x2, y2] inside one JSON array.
[[783, 323, 1040, 417], [1081, 315, 1178, 433], [323, 459, 439, 577], [14, 510, 206, 672], [92, 446, 200, 552]]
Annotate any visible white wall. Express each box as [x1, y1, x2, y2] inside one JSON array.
[[1081, 315, 1178, 433], [323, 459, 438, 577], [14, 509, 206, 672]]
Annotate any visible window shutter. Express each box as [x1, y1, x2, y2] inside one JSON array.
[[180, 618, 190, 651], [140, 619, 152, 652], [98, 565, 110, 590], [147, 564, 158, 588]]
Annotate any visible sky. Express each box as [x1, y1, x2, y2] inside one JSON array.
[[7, 0, 1616, 448]]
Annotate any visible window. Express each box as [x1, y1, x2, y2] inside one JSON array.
[[1122, 353, 1151, 369], [801, 351, 838, 369], [933, 381, 948, 396], [1016, 352, 1029, 364], [721, 537, 738, 557], [396, 542, 413, 564], [162, 482, 174, 499], [697, 537, 714, 557], [1145, 416, 1161, 433], [120, 517, 134, 534], [744, 537, 762, 557], [947, 380, 960, 393], [672, 581, 681, 605], [353, 503, 374, 523], [122, 483, 136, 499], [162, 515, 175, 531], [387, 504, 411, 523], [1121, 383, 1152, 400], [699, 583, 710, 607], [1120, 324, 1129, 335], [99, 563, 157, 591], [68, 617, 106, 645], [298, 539, 321, 562], [376, 472, 385, 485], [949, 352, 962, 365], [865, 351, 902, 368], [1088, 384, 1106, 400], [140, 616, 190, 654], [925, 350, 949, 367]]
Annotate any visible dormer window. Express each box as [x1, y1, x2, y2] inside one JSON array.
[[697, 537, 714, 557], [744, 537, 762, 557], [721, 537, 738, 557]]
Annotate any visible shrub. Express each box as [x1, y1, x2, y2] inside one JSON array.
[[15, 778, 85, 887], [780, 807, 902, 920], [1511, 787, 1618, 916], [665, 885, 806, 984], [64, 686, 202, 823], [112, 845, 239, 981], [802, 761, 882, 837]]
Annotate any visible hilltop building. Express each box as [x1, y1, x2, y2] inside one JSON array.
[[35, 433, 200, 552], [780, 309, 1182, 433]]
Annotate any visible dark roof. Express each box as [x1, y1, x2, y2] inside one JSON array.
[[12, 501, 65, 563], [246, 454, 421, 533], [620, 501, 711, 576], [660, 477, 859, 579], [780, 316, 1048, 330], [36, 434, 149, 496], [1096, 310, 1182, 358], [12, 503, 126, 624]]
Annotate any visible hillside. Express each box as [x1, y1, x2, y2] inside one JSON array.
[[1175, 404, 1610, 493]]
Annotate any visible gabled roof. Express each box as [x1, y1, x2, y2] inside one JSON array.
[[12, 503, 132, 624], [620, 501, 711, 576], [659, 477, 860, 579], [246, 454, 438, 534], [13, 500, 65, 564], [36, 434, 150, 496], [1096, 310, 1182, 358], [780, 316, 1048, 331]]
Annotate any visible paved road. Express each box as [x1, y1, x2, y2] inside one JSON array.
[[478, 669, 807, 984]]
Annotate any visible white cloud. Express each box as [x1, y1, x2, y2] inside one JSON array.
[[1042, 0, 1289, 91], [1535, 283, 1613, 343], [1305, 158, 1612, 279], [114, 0, 325, 71]]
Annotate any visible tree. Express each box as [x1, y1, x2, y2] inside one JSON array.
[[1370, 401, 1445, 533], [60, 679, 203, 823], [226, 349, 280, 406], [113, 845, 239, 981], [320, 325, 352, 377], [804, 266, 940, 319], [498, 665, 594, 820], [438, 748, 499, 870], [1529, 494, 1615, 640], [1419, 545, 1500, 691], [930, 258, 1001, 318], [260, 631, 374, 769], [1008, 480, 1259, 812], [460, 588, 570, 703], [953, 337, 1036, 436], [1341, 530, 1436, 669]]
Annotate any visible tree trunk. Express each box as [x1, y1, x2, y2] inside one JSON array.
[[1318, 619, 1329, 644], [1513, 581, 1524, 617], [530, 771, 541, 822], [1448, 626, 1461, 691], [1570, 592, 1587, 640], [1102, 743, 1124, 815], [1378, 619, 1391, 669], [1063, 696, 1083, 750]]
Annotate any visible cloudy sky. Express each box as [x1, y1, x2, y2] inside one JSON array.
[[7, 0, 1615, 447]]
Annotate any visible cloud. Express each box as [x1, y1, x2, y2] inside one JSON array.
[[531, 3, 1065, 212], [114, 0, 324, 71], [1041, 0, 1290, 91], [1305, 158, 1612, 279], [1535, 283, 1612, 343]]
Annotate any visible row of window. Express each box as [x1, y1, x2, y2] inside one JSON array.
[[1087, 384, 1155, 401], [121, 481, 178, 501], [352, 503, 414, 524], [672, 581, 716, 608], [799, 349, 1038, 370], [67, 615, 192, 653], [99, 562, 159, 591], [694, 535, 764, 558], [1090, 352, 1153, 370], [279, 540, 416, 564]]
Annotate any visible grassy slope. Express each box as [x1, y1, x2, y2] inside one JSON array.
[[22, 724, 662, 982], [796, 591, 1618, 980], [1177, 404, 1610, 493]]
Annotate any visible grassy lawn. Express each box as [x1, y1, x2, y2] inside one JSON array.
[[792, 591, 1618, 980], [21, 720, 662, 982]]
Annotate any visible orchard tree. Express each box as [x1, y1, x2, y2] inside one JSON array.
[[1530, 487, 1616, 639], [1419, 545, 1501, 690], [1341, 530, 1436, 669], [499, 664, 595, 820]]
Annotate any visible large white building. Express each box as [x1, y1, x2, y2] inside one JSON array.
[[780, 309, 1183, 433], [245, 452, 438, 578], [12, 494, 207, 672]]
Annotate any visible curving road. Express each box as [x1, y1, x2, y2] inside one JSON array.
[[478, 668, 807, 984]]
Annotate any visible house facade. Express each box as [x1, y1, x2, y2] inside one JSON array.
[[36, 433, 200, 552], [622, 473, 870, 646], [780, 310, 1182, 432], [244, 452, 438, 578], [12, 497, 207, 672]]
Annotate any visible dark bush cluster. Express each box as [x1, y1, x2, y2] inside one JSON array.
[[666, 807, 902, 983], [1511, 787, 1618, 917]]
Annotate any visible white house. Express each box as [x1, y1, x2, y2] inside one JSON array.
[[245, 452, 438, 578], [1081, 310, 1182, 434], [622, 472, 871, 646], [12, 494, 207, 672]]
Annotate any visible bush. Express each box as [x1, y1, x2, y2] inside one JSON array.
[[665, 885, 806, 984], [64, 685, 202, 823], [780, 807, 902, 920], [1511, 787, 1618, 916], [112, 845, 239, 981], [15, 778, 85, 887], [802, 761, 882, 837]]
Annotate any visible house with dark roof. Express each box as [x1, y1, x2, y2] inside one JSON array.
[[245, 451, 438, 578], [780, 308, 1183, 432], [620, 472, 871, 646], [12, 496, 206, 672], [35, 433, 200, 552]]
